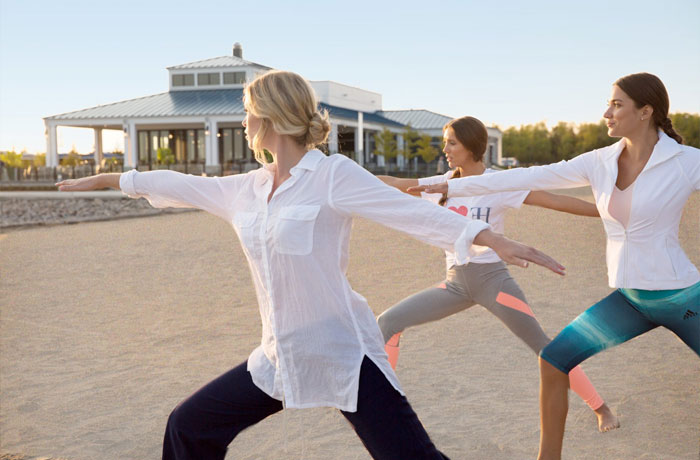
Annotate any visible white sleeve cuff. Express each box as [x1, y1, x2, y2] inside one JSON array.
[[447, 179, 456, 197], [119, 169, 140, 198], [454, 220, 490, 263]]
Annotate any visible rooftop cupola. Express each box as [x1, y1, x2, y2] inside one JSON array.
[[233, 43, 243, 58]]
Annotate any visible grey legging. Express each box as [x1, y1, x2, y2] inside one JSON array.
[[376, 260, 605, 410], [378, 261, 549, 353]]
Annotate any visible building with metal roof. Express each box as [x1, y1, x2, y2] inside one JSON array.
[[44, 43, 502, 173]]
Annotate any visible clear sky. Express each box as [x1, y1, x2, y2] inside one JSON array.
[[1, 0, 699, 154]]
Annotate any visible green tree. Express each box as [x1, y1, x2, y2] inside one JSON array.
[[671, 112, 700, 148], [400, 124, 420, 161], [61, 147, 82, 167], [415, 134, 438, 164], [156, 147, 175, 165], [0, 150, 23, 168], [550, 122, 578, 160], [501, 113, 698, 165], [503, 126, 525, 164], [523, 122, 552, 164], [576, 120, 613, 153], [33, 153, 46, 167], [373, 128, 398, 173]]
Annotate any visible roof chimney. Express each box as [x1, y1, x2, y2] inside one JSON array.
[[233, 43, 243, 58]]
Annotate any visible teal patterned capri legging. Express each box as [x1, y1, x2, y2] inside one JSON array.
[[540, 281, 700, 373]]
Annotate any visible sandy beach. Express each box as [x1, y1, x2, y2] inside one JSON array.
[[1, 188, 698, 459]]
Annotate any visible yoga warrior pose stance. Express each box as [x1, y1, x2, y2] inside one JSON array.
[[413, 73, 700, 460], [377, 115, 618, 433], [56, 70, 565, 460]]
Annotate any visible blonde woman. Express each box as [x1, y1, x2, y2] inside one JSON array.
[[57, 70, 564, 460]]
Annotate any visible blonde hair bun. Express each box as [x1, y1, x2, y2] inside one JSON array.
[[306, 110, 331, 147]]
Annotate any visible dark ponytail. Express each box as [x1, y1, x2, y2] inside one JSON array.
[[438, 168, 462, 206], [659, 117, 683, 145], [614, 73, 683, 144]]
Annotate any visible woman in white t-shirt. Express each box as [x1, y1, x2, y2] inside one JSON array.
[[377, 116, 619, 432]]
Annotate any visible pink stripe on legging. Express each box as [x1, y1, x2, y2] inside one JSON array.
[[568, 365, 605, 410], [496, 291, 535, 317], [385, 333, 401, 370]]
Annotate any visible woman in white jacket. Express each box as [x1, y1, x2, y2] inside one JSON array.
[[412, 73, 699, 460], [56, 70, 564, 460]]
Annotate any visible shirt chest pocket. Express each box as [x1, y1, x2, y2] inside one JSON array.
[[274, 205, 321, 255], [233, 211, 259, 252]]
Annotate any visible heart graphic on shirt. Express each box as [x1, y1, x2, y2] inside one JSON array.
[[448, 205, 468, 216]]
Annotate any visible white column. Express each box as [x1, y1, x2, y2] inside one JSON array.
[[365, 129, 375, 166], [123, 121, 137, 170], [356, 113, 364, 166], [93, 128, 103, 169], [205, 119, 220, 175], [396, 133, 405, 169], [45, 122, 58, 167], [328, 123, 338, 154]]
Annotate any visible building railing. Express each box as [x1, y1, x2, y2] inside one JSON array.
[[0, 156, 443, 186]]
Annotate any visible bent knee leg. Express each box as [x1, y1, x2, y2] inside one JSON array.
[[166, 397, 202, 441], [377, 311, 402, 343]]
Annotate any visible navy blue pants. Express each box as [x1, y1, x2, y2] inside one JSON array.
[[163, 356, 449, 460]]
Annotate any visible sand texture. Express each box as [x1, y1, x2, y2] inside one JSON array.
[[1, 188, 698, 459]]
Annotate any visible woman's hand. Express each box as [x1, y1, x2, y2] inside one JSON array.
[[407, 182, 448, 194], [56, 173, 121, 191], [474, 229, 566, 276]]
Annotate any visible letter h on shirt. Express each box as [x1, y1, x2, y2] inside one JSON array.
[[471, 207, 491, 223]]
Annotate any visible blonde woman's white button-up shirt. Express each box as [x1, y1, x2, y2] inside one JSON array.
[[446, 132, 700, 290], [120, 150, 490, 411]]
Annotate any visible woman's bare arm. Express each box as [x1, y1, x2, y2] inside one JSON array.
[[56, 173, 122, 191], [376, 175, 421, 195], [523, 191, 599, 217]]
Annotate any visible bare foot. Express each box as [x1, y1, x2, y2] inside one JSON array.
[[595, 403, 620, 432]]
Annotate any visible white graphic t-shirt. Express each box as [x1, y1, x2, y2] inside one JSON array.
[[419, 169, 530, 269]]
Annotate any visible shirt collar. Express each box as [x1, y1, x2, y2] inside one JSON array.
[[291, 149, 325, 173], [645, 130, 683, 170], [254, 149, 325, 191], [602, 130, 682, 169]]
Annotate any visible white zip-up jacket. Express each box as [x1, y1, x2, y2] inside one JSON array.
[[447, 132, 700, 290]]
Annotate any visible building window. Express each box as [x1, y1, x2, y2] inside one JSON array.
[[172, 74, 195, 87], [196, 129, 206, 163], [198, 72, 220, 86], [138, 132, 149, 164], [223, 71, 246, 85], [150, 131, 159, 160], [187, 130, 196, 163], [221, 129, 233, 164], [234, 128, 245, 160]]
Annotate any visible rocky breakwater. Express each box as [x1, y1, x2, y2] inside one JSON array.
[[0, 191, 192, 229]]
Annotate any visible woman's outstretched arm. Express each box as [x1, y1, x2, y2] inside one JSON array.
[[57, 173, 122, 191], [58, 170, 245, 221], [408, 152, 595, 196], [330, 157, 565, 275], [376, 175, 420, 195], [523, 191, 599, 217]]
